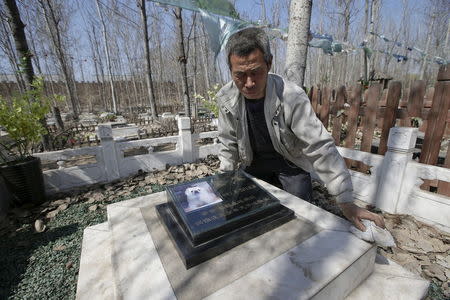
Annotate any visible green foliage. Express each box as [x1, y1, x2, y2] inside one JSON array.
[[99, 112, 116, 122], [194, 84, 221, 118], [0, 77, 51, 161], [411, 117, 423, 128]]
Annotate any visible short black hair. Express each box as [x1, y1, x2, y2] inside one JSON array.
[[225, 27, 272, 69]]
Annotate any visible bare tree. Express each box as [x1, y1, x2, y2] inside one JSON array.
[[200, 20, 212, 90], [362, 0, 370, 81], [174, 7, 191, 117], [285, 0, 312, 87], [368, 0, 381, 79], [138, 0, 157, 118], [150, 7, 169, 107], [94, 0, 118, 113], [3, 0, 34, 90], [337, 0, 357, 85], [38, 0, 79, 119], [87, 24, 108, 111], [0, 15, 25, 92]]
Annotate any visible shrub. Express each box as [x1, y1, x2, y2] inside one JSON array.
[[194, 84, 221, 118], [0, 77, 50, 161]]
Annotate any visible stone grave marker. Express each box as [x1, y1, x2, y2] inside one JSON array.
[[156, 170, 295, 268]]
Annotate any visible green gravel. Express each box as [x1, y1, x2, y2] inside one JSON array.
[[0, 185, 163, 300], [426, 280, 449, 300]]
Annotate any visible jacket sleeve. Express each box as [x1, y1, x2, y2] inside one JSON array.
[[218, 103, 239, 172], [284, 87, 354, 203]]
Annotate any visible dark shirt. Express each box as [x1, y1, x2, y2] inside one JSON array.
[[244, 97, 311, 198], [245, 97, 281, 160]]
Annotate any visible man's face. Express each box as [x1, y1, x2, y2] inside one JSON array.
[[229, 49, 271, 100]]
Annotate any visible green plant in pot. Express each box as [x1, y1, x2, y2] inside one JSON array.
[[0, 77, 50, 206]]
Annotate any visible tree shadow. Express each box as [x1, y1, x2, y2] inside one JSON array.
[[0, 223, 78, 298]]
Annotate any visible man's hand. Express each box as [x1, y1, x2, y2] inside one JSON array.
[[338, 202, 385, 231]]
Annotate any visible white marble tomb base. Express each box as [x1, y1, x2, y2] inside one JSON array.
[[76, 178, 429, 300]]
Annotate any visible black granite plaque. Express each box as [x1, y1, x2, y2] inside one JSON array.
[[157, 170, 295, 268]]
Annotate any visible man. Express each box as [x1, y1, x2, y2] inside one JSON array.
[[217, 27, 384, 231]]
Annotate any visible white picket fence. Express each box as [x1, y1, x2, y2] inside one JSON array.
[[34, 121, 450, 229]]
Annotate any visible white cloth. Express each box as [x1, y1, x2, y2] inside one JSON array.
[[350, 219, 396, 247]]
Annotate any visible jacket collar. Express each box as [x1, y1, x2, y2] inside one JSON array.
[[221, 73, 282, 117]]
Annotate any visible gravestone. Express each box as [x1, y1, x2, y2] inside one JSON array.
[[156, 170, 295, 268]]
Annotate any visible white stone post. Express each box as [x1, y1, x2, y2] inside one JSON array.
[[374, 127, 418, 213], [178, 117, 195, 163], [98, 124, 121, 182]]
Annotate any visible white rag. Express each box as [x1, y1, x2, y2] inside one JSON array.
[[350, 219, 396, 247]]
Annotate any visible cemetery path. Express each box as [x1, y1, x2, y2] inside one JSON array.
[[0, 155, 448, 300]]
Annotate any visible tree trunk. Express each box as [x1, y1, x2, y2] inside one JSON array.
[[139, 0, 158, 118], [174, 7, 191, 117], [420, 14, 435, 80], [368, 0, 380, 80], [192, 13, 198, 119], [95, 0, 118, 114], [363, 0, 370, 81], [151, 9, 168, 107], [200, 21, 211, 90], [4, 0, 34, 89], [284, 0, 312, 88], [39, 0, 79, 120], [89, 25, 108, 111], [52, 106, 64, 131], [339, 0, 352, 86], [0, 18, 26, 92]]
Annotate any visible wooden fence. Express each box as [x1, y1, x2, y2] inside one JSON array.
[[308, 64, 450, 195]]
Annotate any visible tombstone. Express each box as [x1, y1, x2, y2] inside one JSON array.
[[79, 170, 428, 300], [97, 122, 139, 140], [156, 170, 295, 268]]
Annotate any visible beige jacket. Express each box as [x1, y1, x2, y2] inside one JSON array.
[[217, 73, 353, 203]]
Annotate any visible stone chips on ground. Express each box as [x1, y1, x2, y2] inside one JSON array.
[[379, 213, 450, 297]]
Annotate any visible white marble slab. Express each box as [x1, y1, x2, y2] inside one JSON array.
[[107, 205, 175, 300], [346, 255, 429, 300], [76, 223, 115, 300], [106, 187, 371, 300], [205, 230, 376, 300], [108, 193, 163, 209], [77, 222, 429, 300], [254, 178, 351, 232]]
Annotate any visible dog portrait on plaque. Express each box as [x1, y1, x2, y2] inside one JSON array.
[[156, 170, 295, 268], [173, 181, 223, 213]]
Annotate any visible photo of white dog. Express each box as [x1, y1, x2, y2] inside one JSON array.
[[184, 182, 222, 212]]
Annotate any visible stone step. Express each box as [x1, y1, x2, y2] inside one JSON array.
[[76, 222, 116, 300], [77, 188, 429, 299], [76, 223, 429, 300], [347, 254, 429, 299], [105, 188, 373, 299], [107, 194, 174, 299]]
